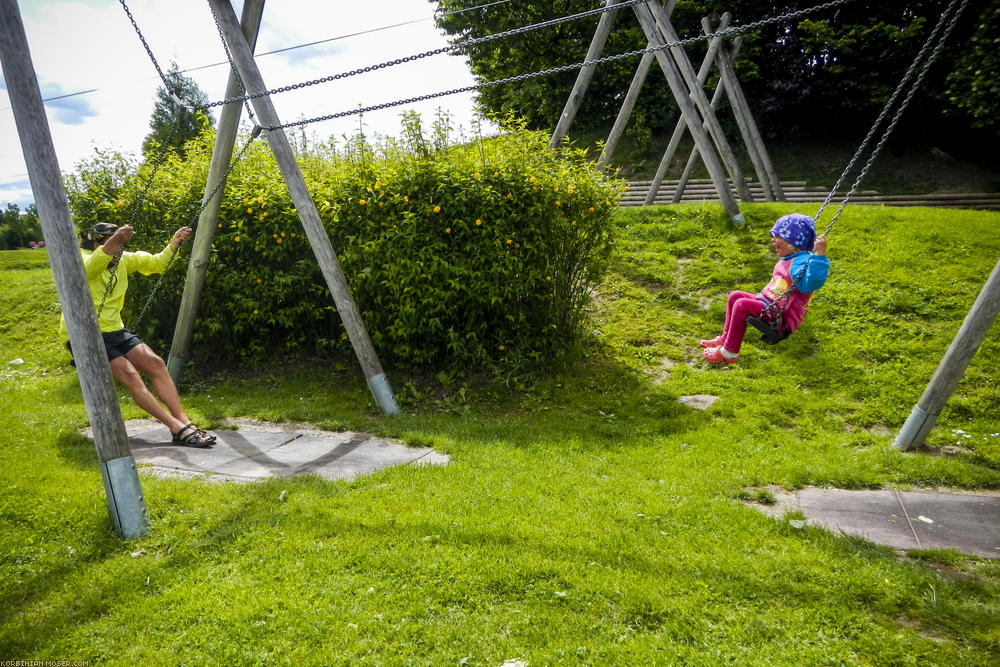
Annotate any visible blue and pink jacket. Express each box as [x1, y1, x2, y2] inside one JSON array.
[[759, 251, 830, 333]]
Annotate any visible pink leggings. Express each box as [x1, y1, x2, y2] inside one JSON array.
[[721, 290, 765, 354]]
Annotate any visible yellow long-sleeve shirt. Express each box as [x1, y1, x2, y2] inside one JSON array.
[[60, 243, 175, 336]]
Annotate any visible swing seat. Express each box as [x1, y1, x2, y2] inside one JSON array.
[[745, 315, 789, 345]]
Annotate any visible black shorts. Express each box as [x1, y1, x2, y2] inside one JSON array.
[[66, 329, 144, 364]]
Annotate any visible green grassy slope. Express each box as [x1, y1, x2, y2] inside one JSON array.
[[1, 204, 998, 665]]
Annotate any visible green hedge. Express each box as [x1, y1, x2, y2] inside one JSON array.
[[64, 118, 623, 368]]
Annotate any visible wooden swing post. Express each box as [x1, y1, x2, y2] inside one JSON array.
[[0, 0, 148, 537], [167, 0, 266, 386], [894, 258, 1000, 451], [208, 0, 400, 416]]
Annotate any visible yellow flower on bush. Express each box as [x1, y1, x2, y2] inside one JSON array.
[[242, 198, 248, 204], [554, 186, 559, 193], [253, 309, 258, 314], [256, 278, 262, 284], [529, 176, 537, 183], [247, 208, 253, 214], [375, 179, 382, 188], [507, 193, 513, 200], [260, 212, 268, 218], [589, 207, 595, 212], [475, 219, 482, 226], [218, 223, 223, 228], [493, 171, 499, 177], [359, 199, 366, 206], [546, 275, 551, 281], [116, 201, 124, 207], [433, 205, 441, 213], [378, 202, 384, 207], [474, 172, 481, 179], [290, 232, 296, 238], [234, 236, 240, 243], [555, 201, 561, 206], [499, 344, 505, 351], [272, 234, 278, 239], [277, 238, 283, 244], [506, 239, 513, 245], [445, 228, 451, 234], [257, 197, 264, 204], [404, 196, 409, 203], [571, 220, 577, 226], [567, 185, 574, 194]]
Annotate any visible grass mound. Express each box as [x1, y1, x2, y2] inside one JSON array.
[[1, 204, 998, 664]]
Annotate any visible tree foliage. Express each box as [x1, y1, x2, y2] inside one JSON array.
[[430, 0, 998, 146], [0, 203, 41, 250], [141, 63, 215, 158]]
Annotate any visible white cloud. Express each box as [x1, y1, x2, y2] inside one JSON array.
[[1, 0, 492, 208]]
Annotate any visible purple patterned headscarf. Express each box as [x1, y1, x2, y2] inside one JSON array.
[[770, 213, 816, 251]]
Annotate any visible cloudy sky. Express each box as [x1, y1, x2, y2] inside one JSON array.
[[1, 0, 497, 208]]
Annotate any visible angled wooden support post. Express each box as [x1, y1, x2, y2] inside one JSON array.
[[643, 11, 731, 205], [673, 29, 743, 204], [208, 0, 400, 416], [168, 0, 266, 387], [894, 258, 1000, 451], [644, 1, 752, 203], [550, 0, 626, 148], [0, 0, 147, 537], [598, 0, 677, 169], [632, 1, 742, 222], [708, 18, 784, 202]]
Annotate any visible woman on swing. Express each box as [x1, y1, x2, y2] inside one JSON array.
[[701, 213, 830, 364], [61, 222, 216, 447]]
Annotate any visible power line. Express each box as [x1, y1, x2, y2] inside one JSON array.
[[2, 0, 516, 110]]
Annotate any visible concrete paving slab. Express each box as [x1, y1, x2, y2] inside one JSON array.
[[109, 419, 448, 483], [743, 487, 1000, 559], [898, 491, 1000, 559]]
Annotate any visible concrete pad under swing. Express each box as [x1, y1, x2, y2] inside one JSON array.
[[744, 487, 1000, 559], [97, 419, 449, 483]]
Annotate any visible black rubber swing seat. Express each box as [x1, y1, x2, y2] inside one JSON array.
[[745, 315, 789, 345]]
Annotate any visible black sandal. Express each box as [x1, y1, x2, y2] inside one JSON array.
[[171, 423, 215, 448]]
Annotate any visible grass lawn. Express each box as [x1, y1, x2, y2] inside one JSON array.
[[1, 203, 998, 665]]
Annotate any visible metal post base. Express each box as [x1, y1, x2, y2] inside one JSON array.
[[367, 372, 401, 416], [166, 353, 186, 387], [99, 456, 150, 538], [893, 405, 938, 452]]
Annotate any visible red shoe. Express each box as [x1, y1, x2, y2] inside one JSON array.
[[703, 346, 738, 364], [699, 335, 725, 348]]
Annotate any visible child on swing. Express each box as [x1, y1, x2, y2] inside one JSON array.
[[701, 213, 829, 364]]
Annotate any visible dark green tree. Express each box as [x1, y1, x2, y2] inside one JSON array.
[[430, 0, 998, 149], [0, 203, 42, 249], [142, 62, 215, 158], [943, 0, 1000, 134]]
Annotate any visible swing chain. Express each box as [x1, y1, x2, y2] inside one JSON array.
[[818, 0, 969, 233], [207, 0, 258, 124], [131, 131, 263, 328], [204, 0, 652, 111], [761, 0, 969, 321], [261, 0, 858, 133], [94, 117, 185, 321]]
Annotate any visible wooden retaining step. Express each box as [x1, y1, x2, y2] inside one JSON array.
[[623, 180, 1000, 210]]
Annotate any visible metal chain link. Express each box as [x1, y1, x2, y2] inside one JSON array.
[[818, 0, 969, 233], [754, 0, 969, 318], [207, 0, 257, 124], [119, 0, 176, 95], [131, 132, 262, 328], [95, 115, 185, 319], [261, 0, 858, 132], [204, 0, 651, 111]]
